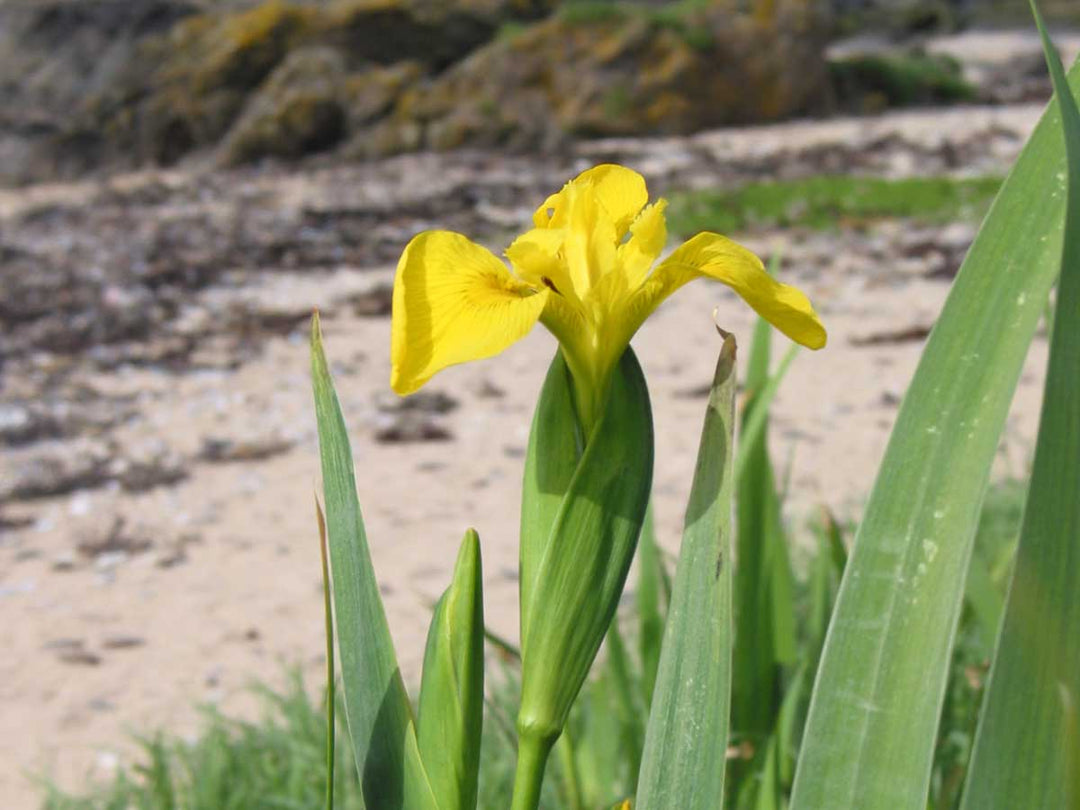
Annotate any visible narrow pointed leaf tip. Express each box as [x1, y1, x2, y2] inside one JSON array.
[[310, 317, 437, 810], [417, 529, 485, 810], [637, 332, 737, 810]]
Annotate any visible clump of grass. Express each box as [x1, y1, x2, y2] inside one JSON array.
[[558, 1, 630, 25], [558, 0, 715, 50], [40, 674, 364, 810], [666, 175, 1003, 234], [829, 53, 977, 112]]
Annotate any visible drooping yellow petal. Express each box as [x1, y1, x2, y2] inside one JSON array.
[[532, 164, 648, 237], [391, 231, 548, 395], [628, 232, 827, 349]]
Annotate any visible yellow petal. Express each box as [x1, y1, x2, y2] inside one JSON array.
[[630, 232, 827, 349], [564, 179, 618, 296], [533, 164, 648, 237], [617, 199, 668, 292], [506, 227, 577, 301], [391, 231, 548, 395], [532, 190, 564, 229]]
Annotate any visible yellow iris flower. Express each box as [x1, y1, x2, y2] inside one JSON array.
[[391, 164, 826, 428]]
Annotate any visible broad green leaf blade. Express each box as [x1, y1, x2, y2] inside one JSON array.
[[789, 56, 1080, 810], [417, 529, 485, 810], [520, 351, 581, 634], [637, 332, 737, 810], [959, 11, 1080, 809], [311, 315, 437, 810], [519, 348, 654, 739], [637, 505, 665, 709]]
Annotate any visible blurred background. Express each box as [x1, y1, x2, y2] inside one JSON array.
[[1, 0, 1077, 807]]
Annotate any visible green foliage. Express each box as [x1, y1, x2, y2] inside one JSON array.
[[558, 1, 630, 25], [417, 531, 485, 810], [667, 175, 1004, 234], [558, 0, 715, 50], [729, 315, 798, 799], [311, 315, 437, 810], [315, 501, 335, 810], [44, 477, 1026, 810], [603, 86, 634, 120], [960, 10, 1080, 808], [829, 53, 976, 111], [637, 331, 737, 810], [789, 49, 1080, 810], [40, 674, 364, 810]]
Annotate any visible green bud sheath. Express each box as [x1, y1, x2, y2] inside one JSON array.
[[518, 348, 654, 742], [519, 350, 582, 640], [417, 529, 485, 810]]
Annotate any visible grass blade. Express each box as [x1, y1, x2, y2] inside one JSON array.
[[572, 666, 625, 807], [605, 622, 645, 793], [734, 342, 799, 484], [311, 314, 436, 810], [315, 499, 335, 810], [733, 318, 797, 748], [637, 505, 665, 709], [636, 331, 737, 810], [554, 728, 587, 810], [790, 55, 1080, 810], [807, 511, 846, 672], [959, 8, 1080, 808]]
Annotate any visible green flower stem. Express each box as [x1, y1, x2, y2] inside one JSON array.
[[511, 732, 556, 810]]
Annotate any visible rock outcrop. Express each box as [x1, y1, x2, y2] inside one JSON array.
[[356, 2, 830, 156], [1, 0, 830, 183]]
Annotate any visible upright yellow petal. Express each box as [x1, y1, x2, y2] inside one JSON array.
[[565, 180, 618, 296], [628, 232, 827, 349], [532, 164, 648, 237], [617, 199, 668, 292], [576, 164, 648, 235], [391, 231, 548, 395]]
